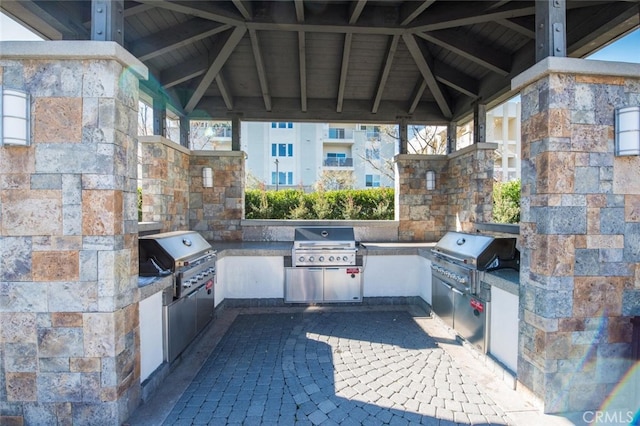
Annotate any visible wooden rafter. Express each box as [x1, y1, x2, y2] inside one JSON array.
[[372, 35, 400, 114], [337, 33, 353, 113], [249, 28, 272, 112]]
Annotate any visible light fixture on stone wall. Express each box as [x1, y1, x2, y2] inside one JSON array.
[[615, 106, 640, 156], [426, 170, 436, 190], [202, 167, 213, 188], [0, 86, 31, 146]]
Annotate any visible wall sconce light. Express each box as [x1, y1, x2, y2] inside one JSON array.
[[202, 167, 213, 188], [426, 170, 436, 190], [0, 86, 31, 147], [615, 106, 640, 156]]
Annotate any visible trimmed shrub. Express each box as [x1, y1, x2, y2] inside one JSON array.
[[245, 188, 394, 220]]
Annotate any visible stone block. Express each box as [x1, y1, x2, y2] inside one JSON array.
[[599, 248, 623, 263], [613, 157, 640, 195], [51, 313, 83, 328], [535, 289, 573, 318], [48, 282, 98, 312], [0, 312, 38, 344], [0, 237, 32, 281], [79, 250, 98, 282], [30, 174, 62, 190], [82, 190, 123, 236], [536, 207, 586, 235], [574, 249, 599, 276], [599, 208, 625, 234], [62, 204, 82, 236], [625, 195, 640, 222], [38, 327, 83, 358], [531, 234, 575, 276], [39, 358, 71, 373], [622, 290, 640, 316], [71, 401, 118, 426], [607, 317, 633, 343], [2, 190, 62, 236], [574, 167, 601, 194], [83, 313, 116, 357], [33, 98, 82, 143], [5, 373, 37, 401], [32, 251, 79, 282], [623, 223, 640, 262], [23, 403, 58, 425], [0, 282, 47, 313], [37, 373, 82, 402]]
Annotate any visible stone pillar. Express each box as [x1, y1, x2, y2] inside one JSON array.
[[394, 143, 495, 242], [512, 57, 640, 413], [190, 151, 245, 241], [139, 136, 190, 232], [0, 41, 147, 425]]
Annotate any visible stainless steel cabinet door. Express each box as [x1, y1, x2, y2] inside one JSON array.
[[196, 279, 215, 333], [453, 291, 487, 353], [285, 267, 323, 302], [323, 267, 362, 302], [164, 293, 197, 362], [431, 276, 454, 329]]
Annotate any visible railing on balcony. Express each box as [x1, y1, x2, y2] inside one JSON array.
[[327, 128, 354, 139], [323, 157, 353, 167]]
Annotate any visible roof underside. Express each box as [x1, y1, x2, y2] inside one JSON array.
[[2, 0, 639, 124]]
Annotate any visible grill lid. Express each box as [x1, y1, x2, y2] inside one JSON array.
[[432, 231, 517, 270], [139, 231, 214, 274], [293, 226, 356, 250]]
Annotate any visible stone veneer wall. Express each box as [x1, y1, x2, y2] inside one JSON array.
[[189, 151, 245, 241], [394, 143, 496, 242], [513, 58, 640, 413], [0, 41, 147, 425], [139, 136, 189, 232]]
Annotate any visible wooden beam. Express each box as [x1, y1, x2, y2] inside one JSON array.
[[400, 0, 436, 26], [130, 19, 231, 61], [0, 0, 63, 39], [135, 0, 244, 26], [123, 3, 154, 17], [403, 34, 452, 119], [417, 30, 511, 76], [232, 0, 252, 20], [161, 56, 209, 88], [298, 31, 308, 112], [496, 17, 535, 39], [349, 0, 367, 24], [249, 28, 272, 112], [337, 33, 353, 113], [185, 26, 246, 113], [294, 0, 305, 22], [215, 74, 234, 110], [372, 35, 400, 114], [410, 2, 535, 32], [433, 62, 479, 98], [408, 79, 428, 115]]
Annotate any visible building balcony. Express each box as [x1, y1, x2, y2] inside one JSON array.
[[323, 157, 353, 167], [324, 128, 354, 143]]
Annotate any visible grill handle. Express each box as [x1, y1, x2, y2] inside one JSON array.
[[431, 249, 465, 264], [451, 287, 465, 296]]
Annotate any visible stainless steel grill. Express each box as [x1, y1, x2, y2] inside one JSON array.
[[292, 226, 357, 267], [139, 231, 217, 362], [286, 226, 362, 303], [430, 231, 519, 353]]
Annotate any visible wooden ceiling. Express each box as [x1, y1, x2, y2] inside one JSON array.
[[2, 1, 639, 124]]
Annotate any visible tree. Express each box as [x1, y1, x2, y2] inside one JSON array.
[[189, 120, 232, 150], [317, 170, 354, 191], [138, 101, 153, 136]]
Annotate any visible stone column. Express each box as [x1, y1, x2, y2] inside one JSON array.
[[512, 57, 640, 413], [394, 143, 495, 242], [190, 151, 245, 241], [0, 41, 147, 425]]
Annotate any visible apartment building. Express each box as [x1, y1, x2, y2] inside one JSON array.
[[237, 122, 396, 190]]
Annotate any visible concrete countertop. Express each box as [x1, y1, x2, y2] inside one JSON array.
[[482, 269, 520, 296], [210, 241, 437, 258], [138, 274, 172, 300]]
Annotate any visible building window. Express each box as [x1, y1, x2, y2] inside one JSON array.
[[362, 125, 380, 140], [365, 148, 380, 160], [271, 171, 294, 185], [365, 174, 380, 187], [271, 122, 293, 129], [271, 143, 293, 157]]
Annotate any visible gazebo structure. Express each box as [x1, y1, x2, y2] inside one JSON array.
[[1, 1, 639, 424]]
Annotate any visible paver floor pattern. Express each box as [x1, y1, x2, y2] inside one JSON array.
[[163, 311, 512, 425]]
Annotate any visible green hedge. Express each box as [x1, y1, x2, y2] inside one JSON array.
[[492, 179, 521, 224], [245, 188, 394, 220]]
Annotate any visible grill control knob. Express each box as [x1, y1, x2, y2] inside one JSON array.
[[342, 256, 348, 262], [299, 257, 305, 262], [329, 256, 335, 262], [319, 256, 325, 262], [309, 256, 315, 262]]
